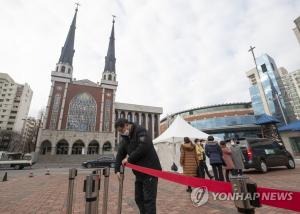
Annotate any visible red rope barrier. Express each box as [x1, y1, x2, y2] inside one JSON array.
[[126, 163, 300, 212]]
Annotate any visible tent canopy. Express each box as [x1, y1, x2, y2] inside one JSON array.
[[153, 116, 214, 144]]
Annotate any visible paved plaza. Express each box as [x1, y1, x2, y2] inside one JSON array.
[[0, 163, 300, 214]]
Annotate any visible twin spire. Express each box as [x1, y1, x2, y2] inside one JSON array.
[[58, 6, 116, 73]]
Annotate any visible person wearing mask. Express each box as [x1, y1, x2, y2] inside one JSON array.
[[199, 139, 214, 179], [194, 138, 205, 178], [205, 136, 224, 181], [230, 140, 245, 176], [115, 118, 162, 214], [220, 141, 235, 182], [180, 137, 198, 192]]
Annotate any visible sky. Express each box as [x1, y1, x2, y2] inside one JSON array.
[[0, 0, 299, 118]]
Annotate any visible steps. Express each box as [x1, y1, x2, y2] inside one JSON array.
[[35, 153, 115, 168]]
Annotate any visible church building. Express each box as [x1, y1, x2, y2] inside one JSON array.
[[36, 7, 162, 157]]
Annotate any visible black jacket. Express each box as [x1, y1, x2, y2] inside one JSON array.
[[115, 123, 162, 178]]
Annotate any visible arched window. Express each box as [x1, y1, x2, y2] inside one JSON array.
[[72, 140, 85, 155], [68, 68, 71, 74], [127, 112, 132, 122], [61, 66, 65, 73], [134, 113, 139, 124], [40, 140, 52, 155], [67, 93, 97, 131], [148, 114, 152, 137], [120, 111, 125, 119], [49, 94, 61, 129], [103, 141, 112, 153], [108, 74, 112, 80], [88, 140, 99, 154], [141, 113, 146, 128], [56, 140, 69, 155]]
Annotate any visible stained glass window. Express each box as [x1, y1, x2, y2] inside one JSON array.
[[67, 93, 97, 131], [49, 94, 61, 129]]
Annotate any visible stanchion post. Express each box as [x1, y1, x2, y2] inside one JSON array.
[[92, 169, 102, 214], [84, 174, 100, 214], [230, 175, 256, 214], [66, 168, 77, 214], [117, 165, 125, 214], [102, 167, 110, 214]]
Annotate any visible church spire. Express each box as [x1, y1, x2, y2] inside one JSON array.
[[58, 6, 78, 66], [104, 16, 116, 73]]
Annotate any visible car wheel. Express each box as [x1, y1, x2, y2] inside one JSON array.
[[87, 163, 92, 169], [287, 158, 295, 169], [14, 165, 21, 170], [259, 160, 268, 173], [110, 163, 115, 168]]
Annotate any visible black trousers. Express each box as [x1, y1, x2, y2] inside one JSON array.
[[197, 160, 205, 178], [211, 163, 224, 181], [135, 176, 158, 214]]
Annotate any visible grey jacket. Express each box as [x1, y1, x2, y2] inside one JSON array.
[[230, 145, 244, 170]]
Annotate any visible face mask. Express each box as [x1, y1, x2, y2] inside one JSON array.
[[121, 129, 129, 137]]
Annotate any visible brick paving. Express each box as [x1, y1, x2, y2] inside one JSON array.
[[0, 165, 300, 214]]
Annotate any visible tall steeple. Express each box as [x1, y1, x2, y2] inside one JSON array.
[[101, 16, 118, 88], [52, 6, 79, 82], [58, 7, 78, 66], [104, 16, 116, 73]]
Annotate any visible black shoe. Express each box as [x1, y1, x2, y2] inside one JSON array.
[[209, 176, 214, 180], [186, 188, 192, 193]]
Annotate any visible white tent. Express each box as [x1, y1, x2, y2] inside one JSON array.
[[153, 116, 216, 173]]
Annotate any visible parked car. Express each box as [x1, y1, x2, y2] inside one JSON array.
[[237, 138, 295, 173], [82, 155, 116, 168]]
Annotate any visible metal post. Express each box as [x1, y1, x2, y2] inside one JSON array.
[[84, 174, 100, 214], [66, 168, 77, 214], [117, 166, 125, 214], [102, 167, 110, 214], [92, 169, 102, 214], [230, 175, 255, 214]]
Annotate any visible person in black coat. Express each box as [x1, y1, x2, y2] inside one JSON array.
[[115, 118, 162, 214], [205, 136, 225, 181]]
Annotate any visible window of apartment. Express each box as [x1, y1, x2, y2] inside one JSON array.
[[6, 99, 10, 102], [2, 110, 6, 112], [1, 115, 5, 118], [8, 93, 11, 96], [10, 111, 17, 114], [3, 89, 7, 92], [9, 116, 15, 119], [6, 128, 12, 130], [0, 121, 2, 124], [7, 122, 14, 125], [2, 94, 5, 97], [9, 88, 12, 91], [0, 99, 3, 102], [4, 84, 8, 86]]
